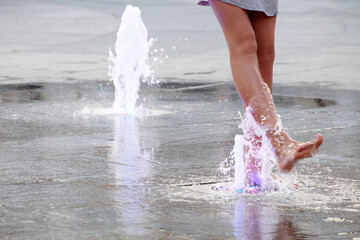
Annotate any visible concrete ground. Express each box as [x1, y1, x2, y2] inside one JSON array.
[[0, 0, 359, 90], [0, 0, 359, 239]]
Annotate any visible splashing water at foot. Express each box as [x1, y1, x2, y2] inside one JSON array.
[[220, 108, 295, 193], [108, 5, 153, 114]]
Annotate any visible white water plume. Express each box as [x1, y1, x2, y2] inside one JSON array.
[[222, 108, 293, 192], [108, 5, 153, 114]]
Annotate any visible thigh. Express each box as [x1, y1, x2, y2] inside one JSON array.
[[209, 0, 256, 50], [248, 11, 277, 53]]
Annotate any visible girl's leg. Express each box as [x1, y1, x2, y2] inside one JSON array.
[[249, 11, 276, 92], [242, 12, 276, 184], [209, 0, 323, 172]]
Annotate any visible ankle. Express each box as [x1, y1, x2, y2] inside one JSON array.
[[268, 129, 292, 153]]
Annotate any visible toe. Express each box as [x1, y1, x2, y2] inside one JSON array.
[[315, 134, 323, 147], [294, 143, 314, 159], [296, 142, 311, 153]]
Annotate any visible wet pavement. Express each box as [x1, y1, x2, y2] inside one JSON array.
[[0, 81, 359, 239]]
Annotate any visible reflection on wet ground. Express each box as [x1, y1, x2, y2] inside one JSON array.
[[0, 81, 359, 239]]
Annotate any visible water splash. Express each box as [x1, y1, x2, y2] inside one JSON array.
[[108, 5, 153, 114], [221, 107, 294, 192]]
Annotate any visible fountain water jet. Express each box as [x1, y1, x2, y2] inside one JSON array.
[[219, 107, 294, 193], [108, 5, 153, 114]]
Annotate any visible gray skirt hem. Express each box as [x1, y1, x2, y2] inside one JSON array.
[[197, 0, 278, 17]]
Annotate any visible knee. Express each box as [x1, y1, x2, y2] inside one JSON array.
[[227, 32, 258, 57]]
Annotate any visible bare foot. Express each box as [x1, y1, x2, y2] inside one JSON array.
[[244, 146, 262, 186], [244, 165, 261, 187], [275, 134, 323, 172]]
